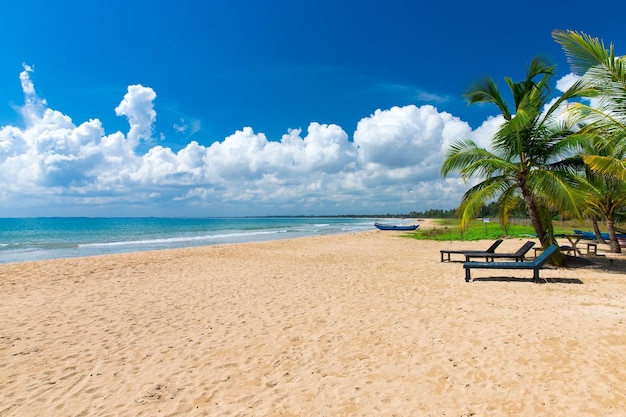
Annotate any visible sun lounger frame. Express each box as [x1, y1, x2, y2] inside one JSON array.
[[440, 239, 504, 262], [463, 241, 535, 263], [463, 244, 558, 283]]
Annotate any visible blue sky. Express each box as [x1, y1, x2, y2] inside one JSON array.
[[0, 0, 624, 217]]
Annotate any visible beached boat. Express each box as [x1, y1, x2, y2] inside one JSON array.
[[374, 223, 419, 231]]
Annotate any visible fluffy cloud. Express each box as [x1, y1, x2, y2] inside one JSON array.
[[115, 84, 156, 147], [0, 66, 503, 216], [556, 73, 580, 93], [354, 105, 473, 182]]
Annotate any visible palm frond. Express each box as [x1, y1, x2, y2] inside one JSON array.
[[440, 139, 510, 180], [552, 30, 613, 75], [456, 176, 514, 230], [465, 78, 511, 120], [527, 56, 557, 80], [583, 155, 626, 179], [493, 109, 537, 161], [529, 123, 581, 165], [553, 30, 626, 100], [497, 186, 522, 228], [529, 169, 590, 219]]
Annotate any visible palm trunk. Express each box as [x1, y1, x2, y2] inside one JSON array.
[[522, 191, 549, 246], [592, 217, 606, 244], [522, 188, 564, 265], [607, 218, 622, 253]]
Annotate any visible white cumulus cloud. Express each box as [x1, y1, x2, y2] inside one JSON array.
[[354, 105, 472, 181], [556, 73, 580, 93], [0, 68, 495, 216], [114, 84, 157, 147]]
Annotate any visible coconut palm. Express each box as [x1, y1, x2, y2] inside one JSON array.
[[573, 131, 626, 252], [552, 30, 626, 179], [441, 57, 590, 256], [586, 174, 626, 253], [553, 30, 626, 252]]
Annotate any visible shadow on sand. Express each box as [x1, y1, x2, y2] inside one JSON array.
[[471, 276, 584, 284], [562, 253, 626, 272], [470, 254, 625, 284]]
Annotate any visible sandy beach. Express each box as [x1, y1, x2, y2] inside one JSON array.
[[1, 224, 625, 416]]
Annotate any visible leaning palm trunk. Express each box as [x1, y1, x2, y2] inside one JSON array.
[[526, 197, 548, 244], [592, 217, 606, 244], [607, 219, 623, 253], [522, 188, 565, 264]]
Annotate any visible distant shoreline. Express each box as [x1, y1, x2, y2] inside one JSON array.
[[0, 216, 379, 265]]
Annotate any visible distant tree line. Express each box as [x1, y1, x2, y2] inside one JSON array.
[[406, 209, 456, 218], [408, 202, 529, 219]]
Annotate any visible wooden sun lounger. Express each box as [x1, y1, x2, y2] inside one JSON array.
[[464, 241, 535, 262], [463, 244, 558, 282], [440, 239, 504, 262]]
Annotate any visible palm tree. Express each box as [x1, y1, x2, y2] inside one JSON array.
[[553, 30, 626, 252], [586, 174, 626, 253], [574, 131, 626, 253], [441, 57, 590, 258], [552, 30, 626, 179]]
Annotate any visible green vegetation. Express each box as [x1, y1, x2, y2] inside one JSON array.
[[402, 219, 590, 241], [553, 30, 626, 252], [407, 209, 456, 219]]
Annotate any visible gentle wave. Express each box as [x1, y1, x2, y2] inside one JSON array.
[[0, 217, 378, 264], [80, 229, 288, 247], [1, 242, 80, 251]]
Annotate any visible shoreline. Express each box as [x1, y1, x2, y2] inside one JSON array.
[[1, 230, 625, 415], [0, 217, 379, 265]]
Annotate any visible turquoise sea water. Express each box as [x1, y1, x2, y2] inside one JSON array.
[[0, 217, 378, 264]]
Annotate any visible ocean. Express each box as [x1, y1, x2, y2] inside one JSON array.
[[0, 217, 379, 264]]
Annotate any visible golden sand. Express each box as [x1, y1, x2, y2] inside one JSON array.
[[1, 225, 625, 416]]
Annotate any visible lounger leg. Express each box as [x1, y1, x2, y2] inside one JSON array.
[[465, 268, 471, 282], [533, 268, 540, 283]]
